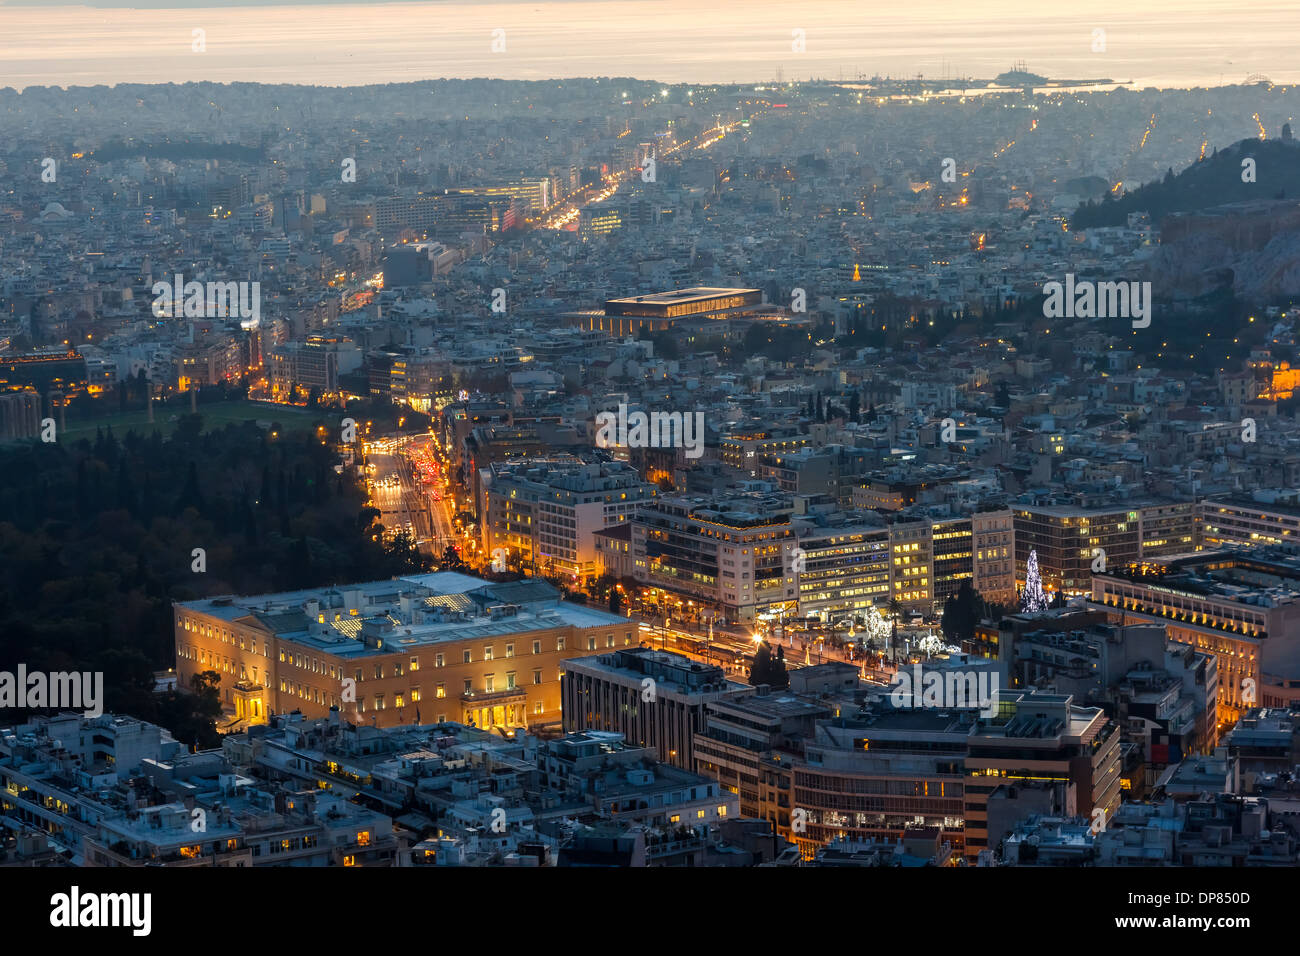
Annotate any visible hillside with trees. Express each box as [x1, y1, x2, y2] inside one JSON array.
[[0, 413, 430, 747], [1070, 135, 1300, 229]]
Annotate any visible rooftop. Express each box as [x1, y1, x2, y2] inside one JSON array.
[[176, 572, 630, 656], [605, 287, 759, 307]]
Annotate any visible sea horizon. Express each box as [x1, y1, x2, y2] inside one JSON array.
[[1, 0, 1297, 93]]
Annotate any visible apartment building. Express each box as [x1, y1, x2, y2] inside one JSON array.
[[971, 508, 1017, 605], [758, 445, 875, 505], [174, 337, 244, 389], [267, 338, 350, 398], [784, 709, 972, 858], [1202, 495, 1300, 552], [560, 647, 750, 769], [1013, 619, 1219, 770], [537, 731, 739, 829], [446, 179, 552, 213], [888, 517, 935, 612], [594, 523, 635, 580], [793, 520, 891, 621], [0, 714, 186, 857], [718, 429, 810, 475], [931, 516, 976, 608], [693, 688, 831, 818], [1223, 707, 1300, 771], [796, 509, 1015, 619], [371, 194, 442, 232], [962, 690, 1122, 861], [481, 459, 658, 579], [84, 790, 401, 867], [694, 685, 1119, 861], [636, 498, 1016, 623], [0, 713, 398, 866], [631, 492, 800, 623], [1013, 500, 1198, 596], [1089, 550, 1300, 728]]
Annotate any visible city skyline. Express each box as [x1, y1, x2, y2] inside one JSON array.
[[0, 0, 1298, 906]]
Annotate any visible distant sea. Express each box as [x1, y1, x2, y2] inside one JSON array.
[[0, 0, 1296, 91]]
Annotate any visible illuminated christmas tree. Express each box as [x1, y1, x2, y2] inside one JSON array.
[[863, 605, 891, 647], [917, 631, 945, 658], [1021, 549, 1049, 613]]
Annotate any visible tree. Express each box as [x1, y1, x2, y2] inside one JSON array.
[[383, 529, 426, 574], [940, 595, 957, 640], [0, 415, 436, 747], [176, 460, 204, 513], [918, 632, 947, 658], [863, 604, 891, 649], [649, 331, 680, 360], [941, 580, 983, 644], [770, 643, 789, 689], [749, 641, 774, 686], [157, 670, 224, 750], [751, 642, 789, 688], [1021, 549, 1050, 612]]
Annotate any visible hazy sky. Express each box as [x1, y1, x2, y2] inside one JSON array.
[[1, 0, 1295, 90]]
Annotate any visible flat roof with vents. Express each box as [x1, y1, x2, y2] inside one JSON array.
[[176, 572, 629, 658], [603, 287, 762, 318]]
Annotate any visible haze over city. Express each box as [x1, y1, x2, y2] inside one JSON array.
[[2, 0, 1298, 89]]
